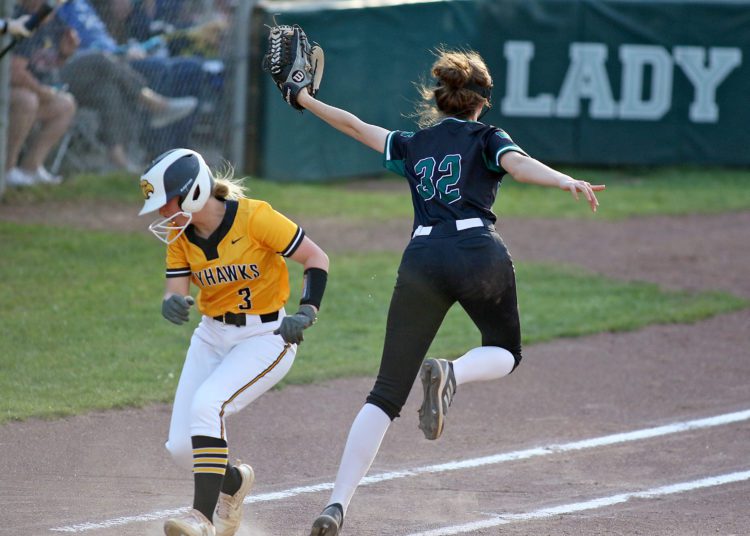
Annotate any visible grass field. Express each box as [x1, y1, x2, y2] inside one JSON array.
[[1, 167, 748, 423], [4, 166, 750, 219]]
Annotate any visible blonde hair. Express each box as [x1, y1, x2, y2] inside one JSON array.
[[414, 47, 493, 128], [211, 161, 247, 200]]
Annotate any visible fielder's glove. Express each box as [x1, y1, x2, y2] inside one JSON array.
[[262, 23, 324, 110], [274, 304, 317, 344], [162, 295, 194, 325]]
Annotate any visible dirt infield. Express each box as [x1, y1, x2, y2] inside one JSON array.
[[1, 201, 749, 536]]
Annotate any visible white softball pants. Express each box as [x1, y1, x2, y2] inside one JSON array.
[[165, 310, 296, 469]]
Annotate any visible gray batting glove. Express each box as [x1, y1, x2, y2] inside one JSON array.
[[273, 304, 317, 344], [162, 295, 194, 325]]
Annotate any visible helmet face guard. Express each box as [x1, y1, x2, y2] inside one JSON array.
[[148, 211, 193, 244], [138, 148, 214, 243]]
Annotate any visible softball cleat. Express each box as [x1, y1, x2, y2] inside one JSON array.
[[214, 463, 255, 536], [309, 503, 344, 536], [418, 358, 456, 440], [164, 508, 215, 536]]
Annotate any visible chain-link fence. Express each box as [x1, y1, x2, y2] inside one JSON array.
[[0, 0, 252, 193]]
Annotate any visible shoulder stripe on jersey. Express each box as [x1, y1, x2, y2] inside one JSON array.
[[280, 226, 305, 257], [385, 131, 396, 160], [166, 267, 191, 278], [496, 145, 529, 167]]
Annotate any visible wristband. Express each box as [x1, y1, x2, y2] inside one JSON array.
[[299, 267, 327, 309]]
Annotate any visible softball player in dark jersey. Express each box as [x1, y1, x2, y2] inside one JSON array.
[[139, 148, 330, 536], [295, 49, 604, 535]]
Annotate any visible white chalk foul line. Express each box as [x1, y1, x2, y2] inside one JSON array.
[[405, 469, 750, 536], [50, 407, 750, 533]]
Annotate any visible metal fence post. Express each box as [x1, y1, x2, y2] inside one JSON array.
[[0, 0, 12, 198], [228, 0, 256, 173]]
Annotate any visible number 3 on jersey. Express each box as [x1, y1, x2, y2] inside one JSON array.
[[414, 154, 462, 203], [238, 287, 252, 310]]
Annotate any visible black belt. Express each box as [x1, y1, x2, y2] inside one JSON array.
[[212, 310, 279, 327]]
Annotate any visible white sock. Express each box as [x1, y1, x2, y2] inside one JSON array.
[[451, 346, 515, 386], [328, 403, 391, 514]]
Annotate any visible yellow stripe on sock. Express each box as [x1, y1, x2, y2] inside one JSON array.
[[193, 457, 229, 465], [193, 467, 227, 475], [193, 447, 229, 455]]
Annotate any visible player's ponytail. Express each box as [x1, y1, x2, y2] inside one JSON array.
[[212, 162, 247, 200], [412, 47, 493, 128]]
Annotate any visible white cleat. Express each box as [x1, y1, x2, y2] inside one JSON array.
[[164, 508, 215, 536], [214, 464, 255, 536]]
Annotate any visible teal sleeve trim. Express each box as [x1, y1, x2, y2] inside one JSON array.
[[483, 151, 501, 173], [383, 131, 396, 161], [494, 146, 529, 170], [383, 131, 406, 176], [385, 159, 406, 177]]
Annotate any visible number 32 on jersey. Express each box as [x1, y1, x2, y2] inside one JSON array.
[[415, 154, 462, 204]]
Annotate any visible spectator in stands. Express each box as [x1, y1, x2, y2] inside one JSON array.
[[112, 1, 233, 122], [13, 0, 198, 173], [6, 10, 76, 187], [90, 0, 133, 44], [124, 0, 230, 58], [55, 0, 207, 154], [162, 16, 229, 59], [55, 0, 147, 58], [116, 0, 169, 43], [138, 0, 214, 28]]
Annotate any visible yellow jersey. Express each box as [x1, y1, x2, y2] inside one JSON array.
[[165, 198, 304, 317]]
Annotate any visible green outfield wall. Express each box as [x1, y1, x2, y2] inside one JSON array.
[[247, 0, 749, 181]]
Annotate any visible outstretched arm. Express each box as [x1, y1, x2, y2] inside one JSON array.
[[500, 151, 605, 212], [297, 91, 390, 153]]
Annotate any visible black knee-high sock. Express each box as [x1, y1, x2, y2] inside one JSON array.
[[191, 435, 228, 521], [221, 463, 242, 496]]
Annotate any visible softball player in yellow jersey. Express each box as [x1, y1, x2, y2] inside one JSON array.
[[138, 148, 329, 536]]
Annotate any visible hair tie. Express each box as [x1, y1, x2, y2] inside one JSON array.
[[465, 81, 492, 99], [435, 79, 492, 99]]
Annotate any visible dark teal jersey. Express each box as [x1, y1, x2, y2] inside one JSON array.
[[383, 117, 528, 228]]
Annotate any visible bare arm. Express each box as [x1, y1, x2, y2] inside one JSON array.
[[10, 55, 51, 97], [500, 151, 605, 212], [297, 90, 389, 153], [289, 235, 329, 272], [163, 276, 190, 300]]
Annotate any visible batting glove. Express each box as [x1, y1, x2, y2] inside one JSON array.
[[162, 294, 194, 325], [274, 304, 317, 344]]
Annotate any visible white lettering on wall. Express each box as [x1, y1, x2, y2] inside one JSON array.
[[500, 41, 742, 123], [556, 43, 616, 119], [619, 45, 673, 120], [502, 41, 555, 116], [673, 46, 742, 122]]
